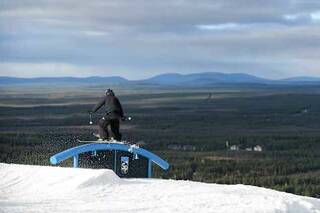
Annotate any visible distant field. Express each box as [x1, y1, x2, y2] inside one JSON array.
[[0, 84, 320, 197]]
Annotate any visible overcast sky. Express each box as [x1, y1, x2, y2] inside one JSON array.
[[0, 0, 320, 79]]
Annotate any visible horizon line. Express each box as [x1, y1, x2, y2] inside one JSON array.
[[1, 72, 319, 81]]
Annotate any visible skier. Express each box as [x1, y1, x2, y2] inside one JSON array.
[[89, 89, 125, 141]]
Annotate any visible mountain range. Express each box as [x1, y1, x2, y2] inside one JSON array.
[[1, 72, 320, 86]]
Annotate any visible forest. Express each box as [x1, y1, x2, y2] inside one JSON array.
[[0, 84, 320, 197]]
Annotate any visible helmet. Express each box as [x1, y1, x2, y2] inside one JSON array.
[[106, 88, 115, 96]]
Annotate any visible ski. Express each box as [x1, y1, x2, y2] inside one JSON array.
[[77, 139, 130, 145]]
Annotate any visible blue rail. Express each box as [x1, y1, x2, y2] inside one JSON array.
[[50, 143, 169, 177]]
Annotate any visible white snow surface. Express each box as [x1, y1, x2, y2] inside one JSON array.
[[0, 163, 319, 213]]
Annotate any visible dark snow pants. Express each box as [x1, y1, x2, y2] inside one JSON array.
[[98, 116, 122, 141]]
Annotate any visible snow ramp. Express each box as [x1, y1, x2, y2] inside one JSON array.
[[1, 163, 320, 213]]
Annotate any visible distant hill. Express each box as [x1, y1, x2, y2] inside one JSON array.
[[142, 72, 269, 85], [281, 76, 320, 82], [0, 76, 128, 85], [1, 72, 320, 86]]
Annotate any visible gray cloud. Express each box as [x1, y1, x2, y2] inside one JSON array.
[[0, 0, 320, 79]]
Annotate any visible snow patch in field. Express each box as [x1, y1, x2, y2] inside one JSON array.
[[0, 163, 319, 213]]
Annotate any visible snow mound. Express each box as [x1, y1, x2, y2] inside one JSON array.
[[0, 163, 319, 213], [0, 163, 121, 192]]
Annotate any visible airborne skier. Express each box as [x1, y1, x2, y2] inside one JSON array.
[[89, 89, 125, 141]]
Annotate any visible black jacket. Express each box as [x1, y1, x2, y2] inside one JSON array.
[[92, 94, 124, 119]]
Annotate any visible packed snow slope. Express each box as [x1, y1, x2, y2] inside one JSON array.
[[1, 163, 319, 213]]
